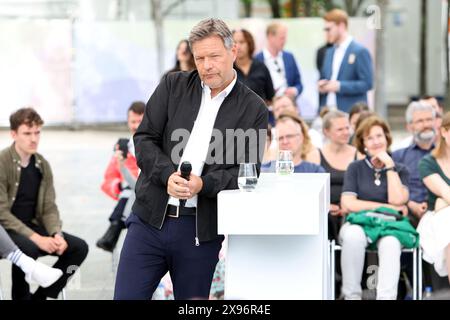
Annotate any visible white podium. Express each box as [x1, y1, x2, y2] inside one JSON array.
[[218, 173, 330, 300]]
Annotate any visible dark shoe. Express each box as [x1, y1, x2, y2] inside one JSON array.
[[96, 221, 124, 252]]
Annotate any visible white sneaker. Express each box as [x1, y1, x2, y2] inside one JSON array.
[[25, 261, 63, 288]]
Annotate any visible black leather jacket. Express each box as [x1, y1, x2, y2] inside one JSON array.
[[132, 70, 268, 242]]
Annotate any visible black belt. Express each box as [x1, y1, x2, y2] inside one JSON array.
[[166, 205, 196, 218]]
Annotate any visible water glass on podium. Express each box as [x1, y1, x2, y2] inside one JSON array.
[[276, 150, 294, 175], [238, 163, 258, 192]]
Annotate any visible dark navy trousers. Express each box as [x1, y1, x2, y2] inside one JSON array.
[[114, 213, 223, 300]]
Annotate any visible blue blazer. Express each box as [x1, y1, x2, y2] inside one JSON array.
[[254, 50, 303, 97], [319, 41, 373, 113]]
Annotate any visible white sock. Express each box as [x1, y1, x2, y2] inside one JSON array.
[[6, 249, 36, 275]]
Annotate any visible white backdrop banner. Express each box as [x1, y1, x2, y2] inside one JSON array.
[[0, 18, 374, 125]]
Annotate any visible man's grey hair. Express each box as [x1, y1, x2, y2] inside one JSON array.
[[405, 101, 436, 124], [188, 18, 234, 50]]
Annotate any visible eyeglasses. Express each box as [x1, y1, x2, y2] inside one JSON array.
[[277, 133, 300, 142]]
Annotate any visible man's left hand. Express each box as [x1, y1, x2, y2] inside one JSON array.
[[319, 80, 340, 93], [284, 87, 298, 99], [54, 234, 68, 255], [187, 174, 203, 198]]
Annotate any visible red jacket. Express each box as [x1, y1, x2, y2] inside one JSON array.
[[101, 153, 139, 200]]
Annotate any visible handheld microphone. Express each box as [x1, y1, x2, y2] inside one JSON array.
[[179, 161, 192, 207]]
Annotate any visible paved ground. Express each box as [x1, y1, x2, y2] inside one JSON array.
[[0, 128, 410, 300]]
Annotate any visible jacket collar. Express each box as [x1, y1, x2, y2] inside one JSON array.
[[201, 69, 237, 99], [9, 143, 43, 169]]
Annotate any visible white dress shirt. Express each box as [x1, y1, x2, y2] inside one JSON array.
[[326, 36, 353, 108], [262, 48, 287, 97], [168, 71, 237, 208]]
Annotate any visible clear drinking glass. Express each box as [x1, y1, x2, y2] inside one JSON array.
[[237, 163, 258, 192], [276, 150, 294, 175]]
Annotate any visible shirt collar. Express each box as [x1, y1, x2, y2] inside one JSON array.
[[410, 141, 435, 151], [335, 35, 353, 51], [263, 48, 282, 60], [9, 143, 21, 163], [9, 143, 42, 167], [201, 69, 237, 99]]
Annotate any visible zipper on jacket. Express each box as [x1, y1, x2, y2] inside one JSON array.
[[159, 202, 169, 229], [195, 207, 200, 246]]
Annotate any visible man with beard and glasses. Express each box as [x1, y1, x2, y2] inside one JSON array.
[[392, 101, 437, 300], [393, 101, 437, 227], [393, 101, 450, 295]]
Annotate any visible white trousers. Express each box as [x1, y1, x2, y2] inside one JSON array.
[[339, 223, 402, 300]]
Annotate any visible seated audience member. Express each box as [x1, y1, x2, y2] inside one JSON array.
[[309, 110, 359, 240], [309, 107, 331, 149], [392, 101, 436, 227], [348, 102, 369, 137], [1, 224, 62, 288], [418, 112, 450, 284], [96, 102, 144, 252], [271, 95, 298, 126], [392, 96, 442, 151], [340, 116, 411, 300], [0, 107, 88, 300], [309, 110, 359, 298], [421, 95, 444, 133], [351, 110, 376, 148], [262, 124, 276, 164], [262, 111, 324, 173]]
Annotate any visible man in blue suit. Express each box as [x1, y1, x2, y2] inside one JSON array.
[[318, 9, 373, 113], [255, 22, 303, 100]]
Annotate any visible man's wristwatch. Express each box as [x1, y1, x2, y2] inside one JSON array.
[[385, 166, 397, 172]]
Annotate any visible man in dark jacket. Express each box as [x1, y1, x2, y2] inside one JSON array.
[[114, 18, 268, 300]]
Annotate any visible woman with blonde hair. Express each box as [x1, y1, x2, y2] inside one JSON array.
[[418, 111, 450, 283], [309, 110, 359, 239]]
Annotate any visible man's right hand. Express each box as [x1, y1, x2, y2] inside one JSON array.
[[29, 233, 59, 254], [330, 204, 345, 216], [167, 172, 191, 199]]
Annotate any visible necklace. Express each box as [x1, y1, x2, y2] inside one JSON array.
[[365, 158, 383, 186], [374, 171, 381, 186]]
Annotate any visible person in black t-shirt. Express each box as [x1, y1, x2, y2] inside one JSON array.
[[0, 108, 88, 300]]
